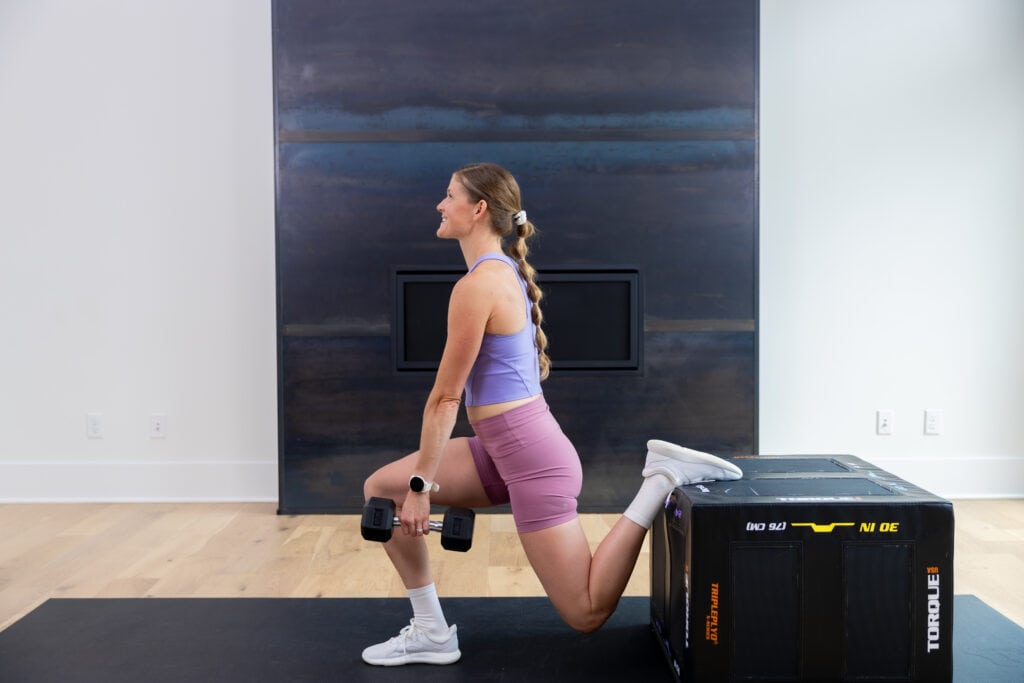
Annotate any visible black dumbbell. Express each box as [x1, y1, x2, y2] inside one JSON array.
[[361, 496, 475, 552]]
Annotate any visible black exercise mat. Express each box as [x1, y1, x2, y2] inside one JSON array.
[[1, 595, 1021, 682], [953, 594, 1024, 682], [0, 596, 666, 682]]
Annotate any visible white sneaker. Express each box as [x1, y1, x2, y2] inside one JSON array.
[[642, 439, 743, 485], [361, 620, 461, 666]]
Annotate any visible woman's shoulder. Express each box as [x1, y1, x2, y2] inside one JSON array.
[[454, 259, 514, 309], [454, 263, 499, 298]]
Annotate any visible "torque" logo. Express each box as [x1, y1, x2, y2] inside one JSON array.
[[926, 566, 941, 652]]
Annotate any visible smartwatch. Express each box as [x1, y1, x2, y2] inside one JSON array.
[[409, 475, 439, 494]]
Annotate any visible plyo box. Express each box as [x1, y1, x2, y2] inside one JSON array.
[[650, 454, 954, 682]]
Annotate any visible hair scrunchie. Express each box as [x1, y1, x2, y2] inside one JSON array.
[[512, 210, 527, 226]]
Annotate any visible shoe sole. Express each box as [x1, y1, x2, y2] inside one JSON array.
[[363, 650, 462, 666], [646, 439, 743, 479]]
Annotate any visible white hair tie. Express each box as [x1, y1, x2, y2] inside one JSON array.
[[513, 210, 527, 226]]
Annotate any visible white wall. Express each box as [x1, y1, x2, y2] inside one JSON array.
[[0, 1, 277, 501], [1, 1, 1021, 501], [760, 0, 1024, 497]]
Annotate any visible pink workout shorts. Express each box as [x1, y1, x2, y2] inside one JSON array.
[[467, 395, 583, 533]]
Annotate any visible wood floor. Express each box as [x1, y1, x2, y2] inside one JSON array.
[[1, 500, 1022, 633]]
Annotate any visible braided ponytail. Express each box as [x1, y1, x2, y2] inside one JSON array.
[[455, 163, 551, 381], [506, 218, 551, 380]]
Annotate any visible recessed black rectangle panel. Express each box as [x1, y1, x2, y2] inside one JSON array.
[[398, 276, 453, 365], [394, 268, 641, 372], [738, 457, 850, 474], [720, 478, 896, 498], [844, 544, 913, 679], [732, 545, 801, 678]]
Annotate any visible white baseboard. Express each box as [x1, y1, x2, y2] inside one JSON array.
[[0, 461, 278, 503], [1, 456, 1019, 503]]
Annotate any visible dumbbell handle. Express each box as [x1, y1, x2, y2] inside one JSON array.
[[392, 517, 443, 532]]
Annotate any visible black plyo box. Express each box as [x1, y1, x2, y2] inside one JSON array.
[[650, 454, 954, 682]]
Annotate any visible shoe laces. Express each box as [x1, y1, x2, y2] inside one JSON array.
[[392, 620, 424, 653]]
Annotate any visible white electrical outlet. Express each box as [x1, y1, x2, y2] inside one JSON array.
[[924, 409, 943, 435], [876, 409, 894, 436], [150, 413, 167, 439], [86, 413, 104, 439]]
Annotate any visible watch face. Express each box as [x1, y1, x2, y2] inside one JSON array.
[[410, 476, 425, 493]]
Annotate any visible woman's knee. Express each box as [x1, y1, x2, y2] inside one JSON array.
[[363, 466, 393, 502], [363, 450, 420, 501], [560, 604, 613, 634]]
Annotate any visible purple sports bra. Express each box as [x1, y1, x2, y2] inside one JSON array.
[[463, 253, 543, 407]]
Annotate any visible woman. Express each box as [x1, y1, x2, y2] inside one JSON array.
[[362, 162, 742, 666]]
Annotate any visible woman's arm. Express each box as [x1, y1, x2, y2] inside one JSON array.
[[398, 272, 492, 535]]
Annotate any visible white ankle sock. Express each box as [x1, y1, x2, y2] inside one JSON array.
[[623, 473, 676, 529], [408, 583, 449, 634]]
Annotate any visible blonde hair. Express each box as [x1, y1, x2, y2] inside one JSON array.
[[455, 163, 551, 380]]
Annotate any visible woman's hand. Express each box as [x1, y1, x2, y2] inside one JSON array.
[[400, 491, 432, 537]]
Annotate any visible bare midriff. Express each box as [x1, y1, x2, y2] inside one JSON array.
[[467, 393, 542, 424]]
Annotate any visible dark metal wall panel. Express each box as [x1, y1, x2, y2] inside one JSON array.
[[277, 141, 755, 325], [274, 0, 759, 513], [274, 1, 756, 133], [280, 332, 755, 513]]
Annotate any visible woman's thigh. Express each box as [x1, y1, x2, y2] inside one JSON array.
[[517, 519, 595, 627], [364, 437, 494, 510]]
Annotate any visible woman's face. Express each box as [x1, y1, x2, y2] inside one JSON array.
[[435, 174, 479, 239]]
